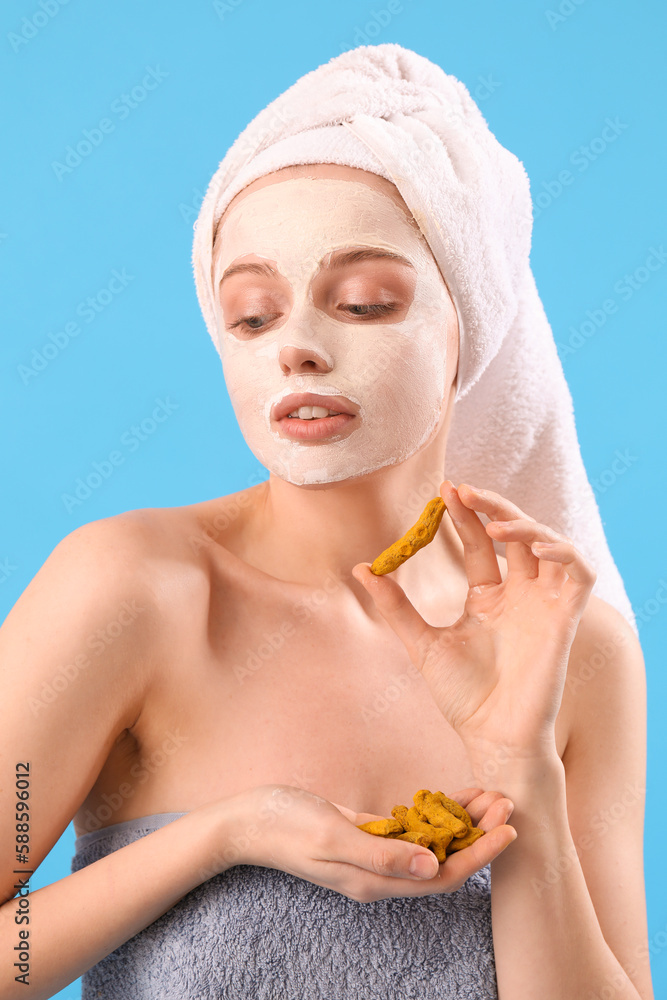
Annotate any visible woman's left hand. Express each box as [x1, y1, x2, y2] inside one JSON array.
[[351, 481, 597, 764]]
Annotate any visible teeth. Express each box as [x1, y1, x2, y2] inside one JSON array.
[[286, 405, 343, 419]]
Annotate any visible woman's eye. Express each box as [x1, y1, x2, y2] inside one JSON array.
[[228, 314, 278, 333], [227, 302, 398, 334], [340, 303, 398, 319]]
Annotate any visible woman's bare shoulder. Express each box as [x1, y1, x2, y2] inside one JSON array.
[[559, 592, 643, 753], [62, 486, 264, 571], [569, 592, 640, 661]]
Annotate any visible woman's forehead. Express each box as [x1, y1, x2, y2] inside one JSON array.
[[221, 162, 414, 219], [213, 174, 427, 278], [213, 164, 422, 260]]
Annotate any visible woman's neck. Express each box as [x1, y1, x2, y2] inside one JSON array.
[[233, 427, 467, 615]]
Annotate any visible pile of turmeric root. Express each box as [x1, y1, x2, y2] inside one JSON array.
[[357, 788, 485, 863]]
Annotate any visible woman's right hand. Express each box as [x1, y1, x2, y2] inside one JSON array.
[[222, 784, 517, 903]]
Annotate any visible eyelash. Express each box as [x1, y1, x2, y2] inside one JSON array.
[[228, 303, 397, 333]]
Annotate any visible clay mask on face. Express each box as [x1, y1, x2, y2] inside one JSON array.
[[212, 177, 453, 486]]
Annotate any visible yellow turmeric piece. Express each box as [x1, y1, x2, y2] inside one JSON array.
[[357, 789, 486, 864], [445, 826, 485, 852], [370, 497, 447, 575], [393, 831, 432, 848], [413, 789, 469, 838], [356, 817, 404, 837], [430, 790, 474, 827]]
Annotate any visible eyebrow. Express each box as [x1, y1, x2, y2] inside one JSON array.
[[219, 247, 415, 285]]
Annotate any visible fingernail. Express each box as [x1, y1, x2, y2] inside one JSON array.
[[409, 854, 438, 879], [531, 542, 555, 553]]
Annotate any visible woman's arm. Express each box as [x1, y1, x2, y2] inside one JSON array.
[[487, 596, 653, 1000], [0, 801, 238, 1000], [353, 481, 654, 998], [0, 518, 235, 999]]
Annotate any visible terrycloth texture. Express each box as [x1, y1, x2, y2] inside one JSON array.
[[191, 42, 637, 635], [72, 812, 497, 999]]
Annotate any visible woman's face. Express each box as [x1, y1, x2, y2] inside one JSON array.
[[212, 167, 458, 486]]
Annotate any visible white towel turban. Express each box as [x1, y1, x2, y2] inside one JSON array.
[[192, 43, 637, 636]]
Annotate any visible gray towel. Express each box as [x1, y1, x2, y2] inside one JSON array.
[[71, 812, 497, 999]]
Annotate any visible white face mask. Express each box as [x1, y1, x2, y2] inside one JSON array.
[[212, 177, 454, 486]]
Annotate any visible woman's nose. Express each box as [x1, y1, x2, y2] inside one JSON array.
[[278, 343, 333, 376]]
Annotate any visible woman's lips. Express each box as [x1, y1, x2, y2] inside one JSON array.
[[275, 412, 356, 441], [270, 392, 360, 441]]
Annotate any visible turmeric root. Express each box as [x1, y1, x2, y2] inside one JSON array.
[[370, 497, 446, 575], [358, 789, 486, 863], [446, 826, 485, 852], [356, 817, 404, 837], [431, 790, 474, 828], [413, 789, 469, 837], [392, 831, 432, 848]]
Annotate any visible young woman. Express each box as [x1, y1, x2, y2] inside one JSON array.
[[0, 46, 651, 1000]]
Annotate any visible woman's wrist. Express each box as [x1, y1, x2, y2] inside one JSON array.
[[464, 742, 566, 800], [187, 793, 253, 881]]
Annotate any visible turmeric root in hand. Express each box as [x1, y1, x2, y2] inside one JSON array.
[[357, 789, 485, 863], [370, 497, 447, 575], [413, 788, 469, 837]]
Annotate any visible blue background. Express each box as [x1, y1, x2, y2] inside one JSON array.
[[1, 1, 665, 996]]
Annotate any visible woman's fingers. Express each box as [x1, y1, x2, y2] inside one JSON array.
[[457, 483, 535, 523], [461, 485, 598, 608], [531, 538, 597, 607], [449, 788, 514, 829], [329, 802, 388, 826], [440, 481, 502, 589], [351, 562, 435, 662], [442, 822, 517, 882], [445, 787, 485, 810], [458, 483, 539, 579], [484, 517, 597, 606], [326, 791, 516, 898]]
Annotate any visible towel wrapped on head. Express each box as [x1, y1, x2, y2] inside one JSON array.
[[192, 42, 636, 635]]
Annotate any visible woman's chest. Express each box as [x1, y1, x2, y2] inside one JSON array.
[[78, 579, 571, 832], [145, 612, 478, 816]]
